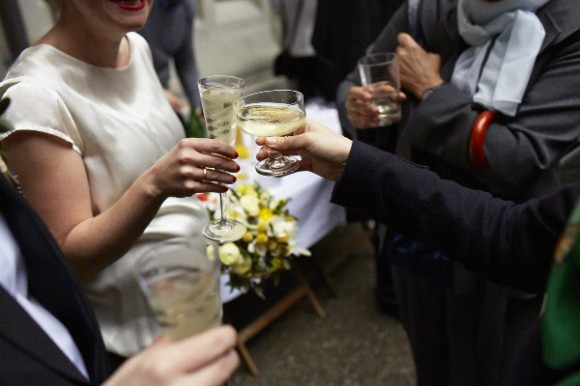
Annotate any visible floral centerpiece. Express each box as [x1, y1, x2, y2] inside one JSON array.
[[198, 182, 310, 298]]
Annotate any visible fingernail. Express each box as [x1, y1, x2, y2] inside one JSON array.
[[266, 137, 277, 145], [234, 151, 239, 159], [221, 186, 228, 193], [232, 175, 237, 183], [236, 164, 241, 172]]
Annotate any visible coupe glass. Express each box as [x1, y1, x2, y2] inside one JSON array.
[[237, 89, 305, 177], [198, 75, 247, 242]]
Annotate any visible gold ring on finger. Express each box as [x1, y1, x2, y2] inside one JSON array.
[[203, 167, 208, 179]]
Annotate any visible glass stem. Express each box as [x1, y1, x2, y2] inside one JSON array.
[[266, 152, 285, 170], [219, 192, 227, 225]]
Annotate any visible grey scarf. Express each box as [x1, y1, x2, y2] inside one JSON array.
[[451, 0, 550, 116]]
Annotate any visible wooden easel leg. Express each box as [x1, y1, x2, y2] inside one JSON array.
[[311, 257, 338, 297], [237, 341, 259, 376], [292, 267, 326, 318]]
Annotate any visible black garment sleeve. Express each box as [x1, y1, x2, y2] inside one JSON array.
[[331, 141, 580, 292]]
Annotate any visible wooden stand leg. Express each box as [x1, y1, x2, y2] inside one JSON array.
[[237, 341, 259, 376], [229, 265, 326, 375], [310, 257, 338, 297], [292, 267, 326, 317]]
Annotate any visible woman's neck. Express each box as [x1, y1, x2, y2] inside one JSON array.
[[38, 22, 130, 68]]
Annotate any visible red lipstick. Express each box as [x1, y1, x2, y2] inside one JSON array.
[[113, 0, 145, 11]]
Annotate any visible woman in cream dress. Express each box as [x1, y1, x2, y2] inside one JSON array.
[[0, 0, 239, 363]]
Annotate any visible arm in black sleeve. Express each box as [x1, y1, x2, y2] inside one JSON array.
[[331, 141, 580, 292]]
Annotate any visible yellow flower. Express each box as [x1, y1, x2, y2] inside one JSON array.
[[240, 195, 260, 217], [237, 184, 258, 197], [219, 242, 243, 266], [255, 233, 268, 244], [259, 207, 274, 222], [242, 231, 254, 243], [257, 221, 269, 233]]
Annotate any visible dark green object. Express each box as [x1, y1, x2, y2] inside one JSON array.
[[544, 198, 580, 384], [186, 106, 206, 138]]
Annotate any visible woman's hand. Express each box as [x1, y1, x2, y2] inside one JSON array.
[[143, 138, 240, 200], [396, 32, 444, 99], [255, 120, 353, 181]]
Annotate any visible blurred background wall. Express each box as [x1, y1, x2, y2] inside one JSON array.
[[0, 0, 286, 94]]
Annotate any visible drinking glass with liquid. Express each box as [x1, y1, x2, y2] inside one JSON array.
[[136, 237, 222, 341], [358, 52, 402, 126]]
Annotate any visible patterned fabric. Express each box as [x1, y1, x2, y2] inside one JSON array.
[[544, 199, 580, 383]]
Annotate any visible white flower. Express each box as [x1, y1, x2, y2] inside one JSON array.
[[272, 218, 297, 239], [219, 242, 243, 266], [240, 195, 260, 217]]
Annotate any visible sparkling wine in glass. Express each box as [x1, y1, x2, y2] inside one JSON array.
[[136, 238, 222, 341], [198, 75, 247, 242], [237, 90, 305, 177]]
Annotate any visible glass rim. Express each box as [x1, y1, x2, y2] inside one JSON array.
[[358, 52, 397, 67], [239, 89, 304, 104], [198, 75, 246, 88]]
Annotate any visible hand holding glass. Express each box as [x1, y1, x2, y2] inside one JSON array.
[[237, 89, 305, 177], [358, 52, 401, 126], [198, 75, 247, 242]]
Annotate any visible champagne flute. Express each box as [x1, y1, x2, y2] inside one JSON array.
[[237, 90, 305, 177], [198, 75, 247, 242]]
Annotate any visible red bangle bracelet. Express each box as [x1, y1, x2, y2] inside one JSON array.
[[469, 110, 496, 168]]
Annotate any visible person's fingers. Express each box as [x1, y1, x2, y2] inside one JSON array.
[[346, 97, 378, 127], [106, 327, 238, 386], [183, 138, 239, 160], [397, 32, 418, 48], [175, 142, 240, 174], [348, 86, 372, 100], [199, 166, 237, 185], [172, 349, 240, 386], [162, 326, 238, 373], [263, 134, 308, 153], [254, 135, 307, 161]]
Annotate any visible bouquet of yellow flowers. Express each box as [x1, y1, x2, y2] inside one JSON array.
[[198, 183, 310, 298]]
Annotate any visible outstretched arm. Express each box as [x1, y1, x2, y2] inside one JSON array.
[[256, 121, 579, 292]]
